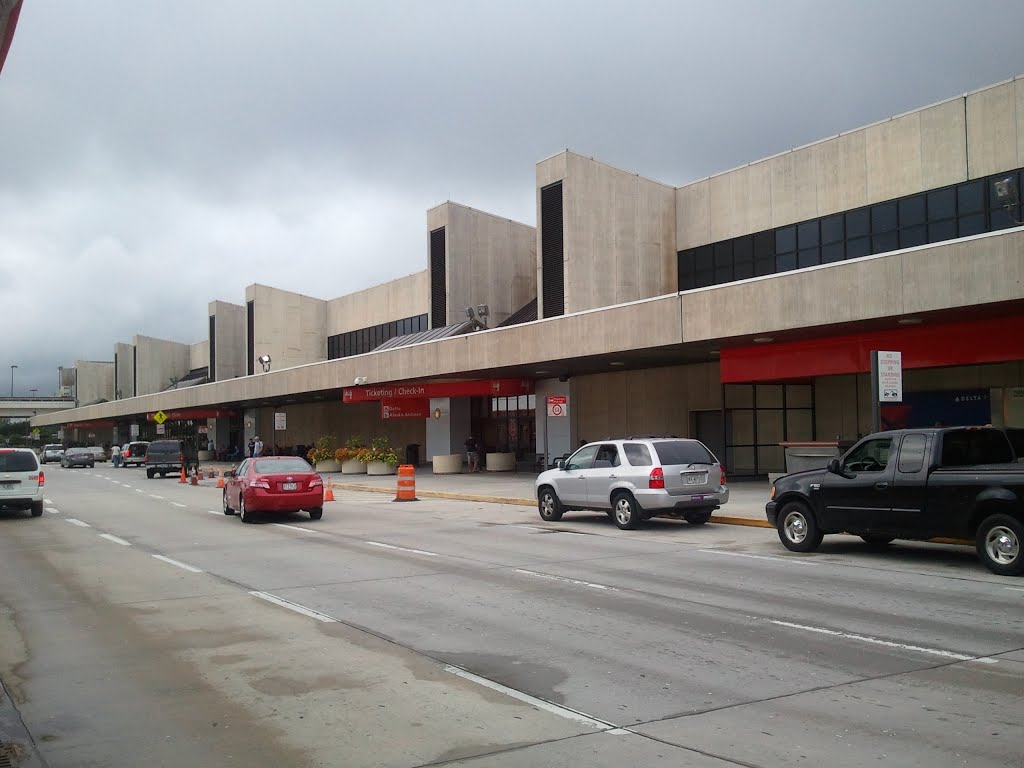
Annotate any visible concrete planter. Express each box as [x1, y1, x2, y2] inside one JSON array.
[[198, 450, 214, 462], [315, 459, 342, 473], [485, 452, 516, 472], [432, 453, 464, 474], [367, 460, 398, 476], [341, 459, 367, 475]]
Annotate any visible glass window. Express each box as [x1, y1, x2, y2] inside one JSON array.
[[991, 207, 1021, 231], [899, 196, 926, 227], [821, 214, 844, 244], [989, 172, 1021, 209], [566, 445, 599, 471], [775, 226, 796, 253], [871, 202, 898, 233], [958, 213, 986, 237], [776, 252, 797, 272], [754, 256, 774, 276], [928, 219, 958, 243], [594, 444, 621, 468], [734, 258, 754, 280], [846, 208, 870, 238], [871, 231, 899, 254], [695, 269, 715, 288], [822, 243, 845, 263], [678, 251, 696, 290], [623, 443, 653, 466], [695, 245, 713, 271], [958, 180, 985, 214], [843, 438, 893, 473], [798, 248, 820, 268], [797, 221, 819, 247], [0, 451, 37, 472], [733, 236, 753, 279], [846, 237, 871, 260], [897, 434, 927, 474], [928, 187, 956, 220], [528, 394, 536, 409], [899, 225, 927, 248], [941, 429, 1015, 466], [653, 440, 714, 466], [714, 241, 733, 283]]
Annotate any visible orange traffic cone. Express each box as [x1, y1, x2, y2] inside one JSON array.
[[324, 479, 335, 502], [179, 466, 187, 484], [216, 471, 224, 489], [197, 468, 205, 480]]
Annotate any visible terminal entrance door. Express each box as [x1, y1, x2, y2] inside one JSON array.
[[723, 383, 815, 477], [471, 394, 537, 467]]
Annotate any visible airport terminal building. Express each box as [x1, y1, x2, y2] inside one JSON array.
[[34, 75, 1024, 476]]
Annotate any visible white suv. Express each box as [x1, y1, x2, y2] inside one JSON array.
[[0, 448, 46, 517], [40, 443, 64, 464], [535, 438, 728, 530]]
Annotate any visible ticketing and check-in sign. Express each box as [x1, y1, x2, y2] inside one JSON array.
[[547, 396, 568, 417], [877, 351, 903, 402]]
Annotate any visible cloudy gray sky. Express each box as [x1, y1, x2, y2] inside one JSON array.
[[3, 1, 1024, 396]]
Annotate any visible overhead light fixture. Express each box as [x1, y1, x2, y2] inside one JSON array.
[[753, 337, 774, 344], [535, 370, 551, 375], [710, 349, 721, 356], [610, 361, 625, 366], [897, 318, 922, 325]]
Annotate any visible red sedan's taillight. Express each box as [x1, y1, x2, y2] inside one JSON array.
[[649, 467, 665, 489], [309, 477, 323, 489], [251, 479, 271, 490], [37, 472, 45, 487]]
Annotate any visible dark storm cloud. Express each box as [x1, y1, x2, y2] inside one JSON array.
[[2, 0, 1024, 395]]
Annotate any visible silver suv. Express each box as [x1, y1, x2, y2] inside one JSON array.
[[535, 438, 728, 530], [40, 444, 64, 464]]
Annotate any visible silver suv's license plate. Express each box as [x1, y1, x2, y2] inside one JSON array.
[[684, 473, 704, 485]]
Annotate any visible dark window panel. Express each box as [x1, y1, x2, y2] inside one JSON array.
[[958, 213, 986, 237], [734, 235, 754, 264], [754, 255, 774, 276], [797, 248, 820, 268], [797, 221, 819, 247], [821, 243, 845, 263], [678, 269, 696, 291], [957, 180, 984, 214], [991, 206, 1022, 230], [872, 231, 899, 254], [846, 208, 870, 238], [775, 226, 796, 253], [899, 225, 927, 249], [753, 231, 774, 259], [695, 245, 713, 271], [846, 237, 871, 259], [776, 252, 797, 272], [871, 202, 898, 233], [821, 214, 844, 244], [714, 264, 732, 283], [927, 187, 956, 220], [713, 241, 732, 283], [898, 195, 926, 227], [695, 269, 715, 288], [733, 259, 754, 280], [928, 219, 957, 243]]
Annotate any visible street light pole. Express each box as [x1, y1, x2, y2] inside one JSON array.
[[10, 364, 16, 397]]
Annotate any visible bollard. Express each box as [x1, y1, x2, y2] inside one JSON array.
[[393, 464, 418, 502]]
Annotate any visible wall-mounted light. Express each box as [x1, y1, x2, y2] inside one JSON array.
[[354, 376, 368, 385], [258, 354, 272, 373], [465, 304, 490, 331]]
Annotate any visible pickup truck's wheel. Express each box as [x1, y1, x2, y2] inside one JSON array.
[[537, 487, 564, 522], [777, 501, 823, 552], [685, 509, 713, 526], [976, 514, 1024, 576], [612, 491, 641, 530], [222, 490, 234, 515], [860, 534, 896, 545]]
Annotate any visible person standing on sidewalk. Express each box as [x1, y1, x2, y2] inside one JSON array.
[[253, 436, 264, 458], [465, 435, 480, 473]]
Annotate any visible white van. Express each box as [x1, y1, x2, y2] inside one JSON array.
[[0, 448, 45, 517]]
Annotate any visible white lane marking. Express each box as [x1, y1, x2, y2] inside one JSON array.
[[65, 518, 91, 528], [365, 541, 439, 557], [1005, 587, 1024, 593], [135, 489, 145, 493], [47, 508, 60, 514], [273, 523, 324, 535], [151, 555, 203, 573], [444, 664, 616, 729], [556, 531, 590, 536], [250, 591, 337, 623], [44, 499, 53, 506], [973, 658, 1000, 665], [699, 549, 815, 566], [170, 502, 186, 508], [514, 568, 616, 591], [207, 510, 222, 516], [99, 534, 131, 546], [769, 620, 974, 661], [605, 728, 633, 735], [120, 483, 132, 488], [149, 495, 165, 500]]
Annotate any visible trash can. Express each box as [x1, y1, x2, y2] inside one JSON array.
[[405, 443, 420, 467]]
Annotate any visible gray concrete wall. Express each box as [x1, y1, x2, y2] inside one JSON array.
[[539, 152, 676, 314], [677, 75, 1024, 251], [73, 360, 115, 405], [209, 300, 246, 382], [113, 342, 134, 399], [133, 335, 191, 396], [190, 340, 208, 371], [325, 271, 428, 336], [427, 202, 536, 327], [246, 284, 327, 373]]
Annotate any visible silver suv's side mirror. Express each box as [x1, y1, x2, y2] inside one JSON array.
[[556, 459, 566, 470]]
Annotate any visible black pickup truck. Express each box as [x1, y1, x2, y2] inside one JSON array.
[[767, 427, 1024, 575]]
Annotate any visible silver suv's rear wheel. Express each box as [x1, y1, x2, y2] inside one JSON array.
[[612, 492, 640, 530]]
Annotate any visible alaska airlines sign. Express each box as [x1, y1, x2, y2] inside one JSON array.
[[343, 378, 532, 403]]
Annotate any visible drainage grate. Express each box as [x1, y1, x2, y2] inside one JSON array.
[[0, 741, 15, 768]]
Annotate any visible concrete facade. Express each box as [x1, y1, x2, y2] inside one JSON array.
[[246, 284, 327, 373], [538, 151, 676, 315], [73, 360, 114, 406], [426, 202, 536, 327], [190, 340, 208, 371], [133, 335, 191, 396], [326, 272, 428, 335], [113, 342, 134, 399], [209, 300, 246, 382]]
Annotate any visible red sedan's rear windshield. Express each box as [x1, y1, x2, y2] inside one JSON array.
[[254, 458, 313, 474], [0, 451, 38, 472]]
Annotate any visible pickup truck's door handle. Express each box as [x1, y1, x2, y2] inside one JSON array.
[[874, 482, 889, 490]]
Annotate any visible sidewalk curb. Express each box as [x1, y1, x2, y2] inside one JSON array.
[[329, 483, 773, 528]]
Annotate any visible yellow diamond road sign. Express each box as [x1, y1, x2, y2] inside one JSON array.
[[153, 410, 168, 425]]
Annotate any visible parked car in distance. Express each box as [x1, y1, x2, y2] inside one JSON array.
[[0, 448, 45, 517], [222, 456, 324, 523], [61, 447, 95, 468], [86, 446, 108, 463], [767, 426, 1024, 576], [40, 444, 64, 464], [535, 438, 728, 530], [120, 441, 150, 468], [145, 439, 198, 479]]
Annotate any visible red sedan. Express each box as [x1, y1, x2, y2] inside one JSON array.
[[222, 457, 324, 523]]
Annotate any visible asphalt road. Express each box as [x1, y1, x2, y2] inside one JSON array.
[[0, 465, 1022, 768]]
